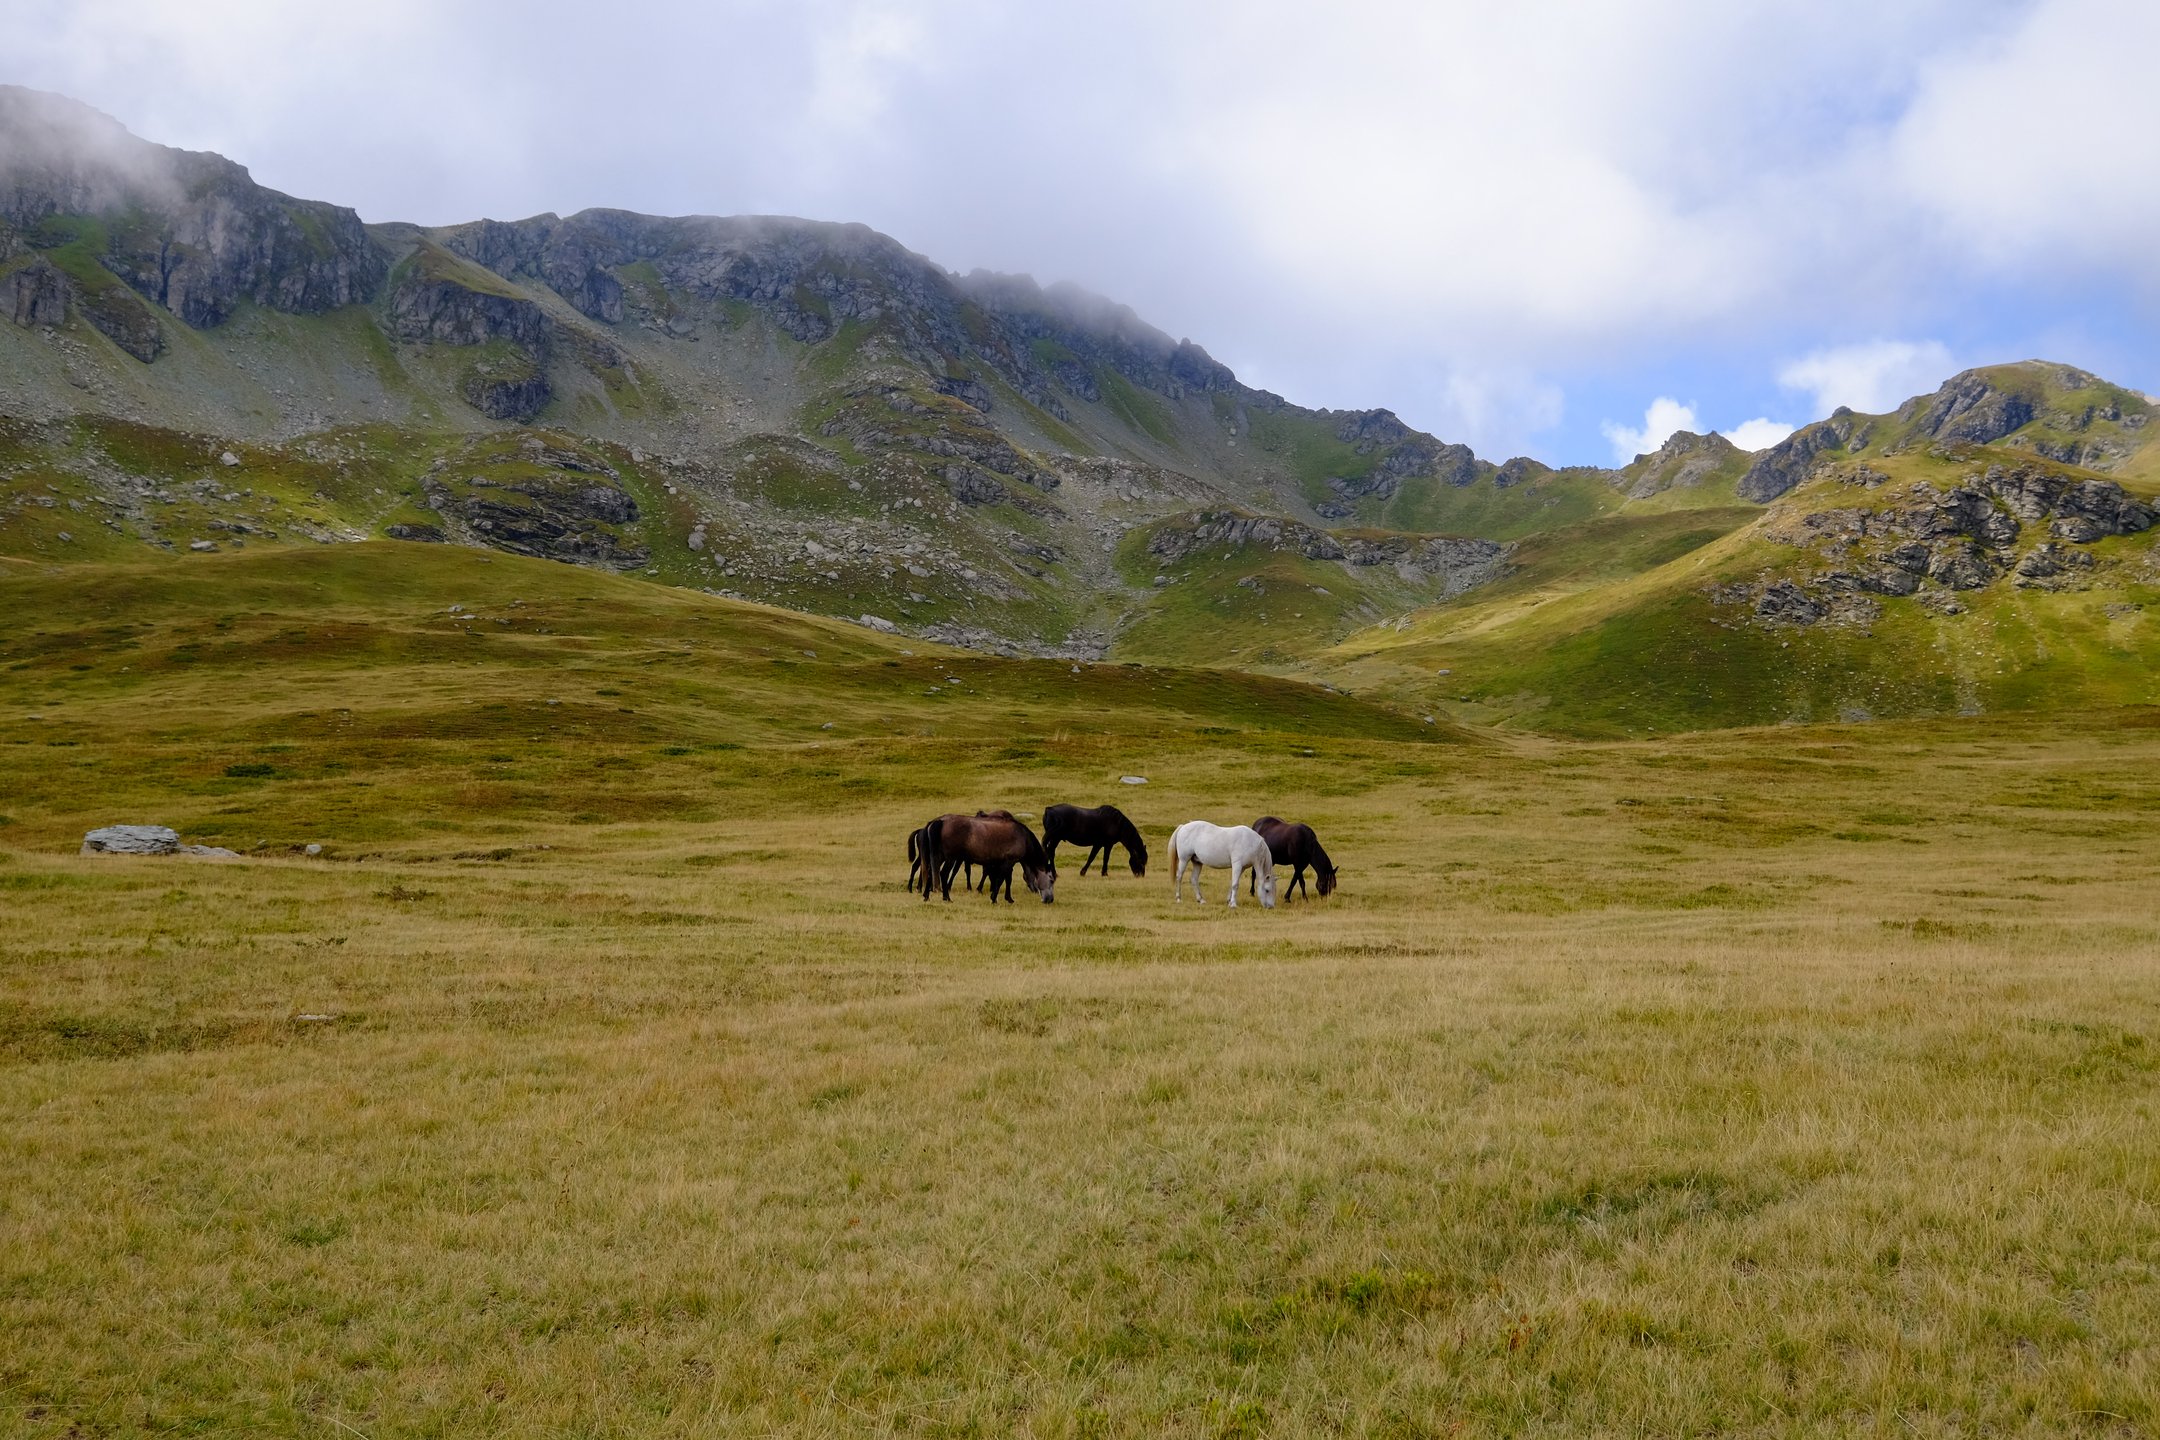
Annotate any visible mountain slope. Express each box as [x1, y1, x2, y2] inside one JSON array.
[[11, 87, 2160, 736], [1324, 371, 2160, 734], [0, 85, 1755, 661]]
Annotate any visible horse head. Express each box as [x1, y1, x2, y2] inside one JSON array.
[[1022, 829, 1056, 903], [1124, 820, 1149, 877]]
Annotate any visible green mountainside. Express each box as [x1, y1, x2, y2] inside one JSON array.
[[5, 86, 2160, 732]]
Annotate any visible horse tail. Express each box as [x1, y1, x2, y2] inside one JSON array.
[[920, 818, 944, 900], [1306, 827, 1337, 896]]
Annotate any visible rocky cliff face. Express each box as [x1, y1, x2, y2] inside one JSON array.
[[0, 87, 386, 356], [1737, 410, 1863, 503]]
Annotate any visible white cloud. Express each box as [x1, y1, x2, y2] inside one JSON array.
[[14, 0, 2158, 460], [1888, 0, 2160, 277], [1602, 397, 1699, 464], [1778, 340, 1955, 417], [1723, 418, 1796, 452]]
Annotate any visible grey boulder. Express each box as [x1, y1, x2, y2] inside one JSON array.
[[82, 824, 180, 855]]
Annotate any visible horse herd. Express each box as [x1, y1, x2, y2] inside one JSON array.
[[906, 804, 1337, 910]]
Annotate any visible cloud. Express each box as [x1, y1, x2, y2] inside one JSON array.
[[1778, 340, 1955, 416], [1602, 397, 1699, 464], [1723, 418, 1796, 452], [10, 0, 2156, 462], [1888, 0, 2160, 278]]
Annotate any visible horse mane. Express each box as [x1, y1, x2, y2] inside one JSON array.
[[1019, 823, 1051, 875]]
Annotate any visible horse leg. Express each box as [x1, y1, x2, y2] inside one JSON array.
[[1228, 861, 1241, 908], [1191, 862, 1206, 905]]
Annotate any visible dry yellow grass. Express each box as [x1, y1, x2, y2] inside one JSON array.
[[4, 548, 2160, 1436]]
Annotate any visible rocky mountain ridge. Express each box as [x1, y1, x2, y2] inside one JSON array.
[[5, 86, 2159, 710]]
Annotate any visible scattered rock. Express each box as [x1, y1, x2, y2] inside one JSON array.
[[179, 843, 241, 858], [189, 539, 216, 552], [220, 451, 241, 467], [857, 614, 897, 632], [304, 842, 323, 856], [1120, 776, 1148, 785]]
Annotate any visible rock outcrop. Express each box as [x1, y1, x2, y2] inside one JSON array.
[[1737, 410, 1861, 502], [0, 87, 386, 342], [1725, 461, 2153, 624], [1615, 430, 1741, 499], [424, 440, 647, 567], [1148, 510, 1509, 596], [1314, 408, 1493, 516], [7, 254, 67, 327]]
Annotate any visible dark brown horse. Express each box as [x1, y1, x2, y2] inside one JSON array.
[[1042, 803, 1149, 877], [921, 812, 1056, 904], [1248, 816, 1337, 900], [909, 822, 985, 892]]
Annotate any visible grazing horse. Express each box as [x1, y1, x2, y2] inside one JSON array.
[[908, 819, 996, 893], [921, 812, 1056, 904], [1042, 803, 1149, 877], [1248, 817, 1338, 900], [1169, 820, 1276, 908]]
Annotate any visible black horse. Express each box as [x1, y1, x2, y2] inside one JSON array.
[[1247, 816, 1337, 900], [1042, 803, 1149, 877]]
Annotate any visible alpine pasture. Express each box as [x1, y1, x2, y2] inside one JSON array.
[[3, 544, 2159, 1436]]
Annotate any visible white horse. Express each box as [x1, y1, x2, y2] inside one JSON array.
[[1170, 820, 1277, 908]]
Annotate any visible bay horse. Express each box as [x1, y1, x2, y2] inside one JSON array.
[[1042, 803, 1149, 877], [921, 811, 1056, 904], [1169, 820, 1275, 908], [908, 822, 985, 892], [1248, 816, 1338, 900]]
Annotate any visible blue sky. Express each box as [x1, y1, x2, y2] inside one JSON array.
[[14, 0, 2159, 465]]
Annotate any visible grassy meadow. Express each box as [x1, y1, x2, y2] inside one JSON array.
[[4, 545, 2160, 1435]]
